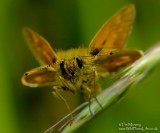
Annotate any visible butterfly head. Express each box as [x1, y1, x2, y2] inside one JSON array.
[[59, 57, 83, 77]]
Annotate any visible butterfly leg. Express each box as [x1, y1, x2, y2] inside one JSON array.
[[52, 87, 73, 119], [81, 86, 95, 116], [92, 71, 103, 110], [83, 71, 103, 116]]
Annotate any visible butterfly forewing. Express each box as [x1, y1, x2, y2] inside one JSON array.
[[88, 4, 135, 55], [23, 27, 58, 66]]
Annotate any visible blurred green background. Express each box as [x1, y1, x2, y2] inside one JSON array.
[[0, 0, 160, 133]]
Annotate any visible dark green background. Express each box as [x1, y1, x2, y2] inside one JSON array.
[[0, 0, 160, 133]]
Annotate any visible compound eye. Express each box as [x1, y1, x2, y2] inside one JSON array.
[[60, 60, 64, 68], [76, 57, 83, 68], [60, 60, 67, 74]]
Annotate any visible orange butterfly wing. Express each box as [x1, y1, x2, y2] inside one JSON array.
[[21, 66, 58, 87], [23, 27, 57, 66], [95, 49, 143, 72], [88, 4, 135, 55]]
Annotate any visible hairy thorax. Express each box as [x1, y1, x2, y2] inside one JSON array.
[[55, 48, 100, 98]]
